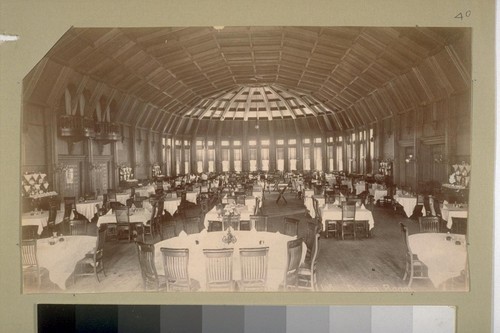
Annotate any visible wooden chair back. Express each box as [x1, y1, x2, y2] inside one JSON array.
[[203, 248, 234, 291]]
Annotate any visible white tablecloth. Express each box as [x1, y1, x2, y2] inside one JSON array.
[[441, 204, 469, 229], [408, 233, 467, 288], [75, 200, 102, 220], [96, 209, 152, 227], [319, 204, 375, 231], [304, 195, 325, 218], [115, 193, 130, 205], [393, 195, 419, 217], [354, 183, 366, 194], [185, 191, 198, 203], [203, 206, 251, 229], [22, 210, 66, 235], [370, 189, 388, 202], [136, 186, 155, 197], [164, 198, 181, 215], [153, 230, 306, 291], [36, 235, 96, 289]]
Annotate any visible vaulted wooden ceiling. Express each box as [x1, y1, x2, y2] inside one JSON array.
[[24, 26, 470, 137]]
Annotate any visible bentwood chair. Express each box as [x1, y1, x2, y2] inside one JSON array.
[[161, 223, 177, 240], [238, 247, 269, 291], [283, 217, 299, 237], [203, 248, 235, 291], [63, 197, 76, 221], [418, 216, 441, 233], [282, 238, 303, 290], [451, 217, 467, 236], [115, 206, 131, 242], [135, 241, 165, 291], [143, 201, 158, 241], [298, 233, 320, 291], [249, 215, 268, 232], [22, 239, 45, 290], [46, 204, 58, 233], [22, 225, 39, 240], [236, 195, 246, 206], [183, 216, 201, 235], [340, 202, 356, 240], [400, 223, 429, 287], [69, 219, 88, 235], [160, 248, 198, 291], [304, 222, 320, 263], [74, 225, 107, 283], [223, 215, 241, 231], [208, 220, 223, 232]]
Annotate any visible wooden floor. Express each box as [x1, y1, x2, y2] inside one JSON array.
[[27, 189, 467, 293]]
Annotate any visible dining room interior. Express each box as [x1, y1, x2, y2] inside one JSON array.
[[20, 26, 471, 293]]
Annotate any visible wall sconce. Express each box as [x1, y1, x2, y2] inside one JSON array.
[[405, 154, 416, 163]]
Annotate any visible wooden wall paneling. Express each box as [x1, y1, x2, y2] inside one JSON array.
[[58, 156, 84, 199], [43, 107, 58, 192], [23, 58, 50, 104]]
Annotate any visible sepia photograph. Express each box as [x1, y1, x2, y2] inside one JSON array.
[[20, 26, 471, 293]]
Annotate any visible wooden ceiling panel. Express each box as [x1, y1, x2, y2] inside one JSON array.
[[26, 26, 469, 133]]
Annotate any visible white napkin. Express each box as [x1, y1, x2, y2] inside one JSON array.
[[357, 201, 362, 207], [200, 228, 207, 235], [359, 204, 366, 210], [178, 230, 187, 238], [443, 200, 448, 205], [106, 209, 113, 215]]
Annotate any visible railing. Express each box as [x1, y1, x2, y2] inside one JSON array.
[[58, 116, 120, 142]]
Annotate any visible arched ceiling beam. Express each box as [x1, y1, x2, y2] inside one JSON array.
[[243, 87, 254, 121], [267, 86, 295, 119], [258, 87, 273, 121], [23, 58, 49, 103], [218, 86, 246, 121]]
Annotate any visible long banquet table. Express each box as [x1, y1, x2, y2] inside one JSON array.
[[36, 235, 97, 289], [153, 230, 306, 291], [319, 203, 375, 231], [408, 233, 467, 289]]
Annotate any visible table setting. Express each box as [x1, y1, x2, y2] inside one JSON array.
[[153, 229, 306, 291], [408, 232, 467, 289]]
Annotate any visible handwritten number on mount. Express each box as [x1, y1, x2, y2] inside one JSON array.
[[455, 10, 471, 20]]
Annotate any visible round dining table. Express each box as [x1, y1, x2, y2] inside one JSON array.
[[153, 230, 306, 291], [408, 233, 467, 289], [36, 235, 97, 290]]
